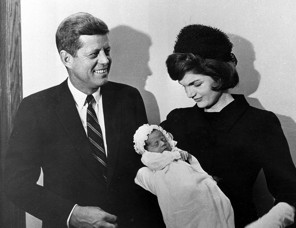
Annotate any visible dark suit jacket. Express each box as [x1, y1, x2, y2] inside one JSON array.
[[4, 80, 164, 228], [161, 94, 296, 228]]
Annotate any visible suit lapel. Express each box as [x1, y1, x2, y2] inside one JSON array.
[[101, 82, 121, 186], [55, 80, 106, 183]]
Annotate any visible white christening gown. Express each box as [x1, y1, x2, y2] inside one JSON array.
[[135, 150, 235, 228]]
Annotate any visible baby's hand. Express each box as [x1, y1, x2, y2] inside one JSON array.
[[179, 150, 189, 161], [187, 153, 192, 161]]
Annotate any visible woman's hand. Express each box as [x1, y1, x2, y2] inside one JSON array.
[[245, 202, 294, 228]]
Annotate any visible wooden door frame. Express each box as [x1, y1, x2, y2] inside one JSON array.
[[0, 0, 25, 227]]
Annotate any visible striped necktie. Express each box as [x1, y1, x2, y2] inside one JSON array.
[[86, 95, 107, 180]]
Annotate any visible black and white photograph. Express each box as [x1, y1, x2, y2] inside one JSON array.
[[1, 1, 296, 228]]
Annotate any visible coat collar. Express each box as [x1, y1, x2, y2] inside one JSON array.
[[101, 82, 121, 185], [183, 94, 249, 171], [202, 94, 250, 132]]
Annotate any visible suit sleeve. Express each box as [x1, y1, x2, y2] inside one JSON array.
[[160, 109, 178, 133], [160, 108, 186, 142], [259, 112, 296, 210], [121, 86, 148, 173], [4, 98, 74, 225]]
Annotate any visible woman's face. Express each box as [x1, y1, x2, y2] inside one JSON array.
[[179, 72, 222, 110], [145, 130, 172, 153]]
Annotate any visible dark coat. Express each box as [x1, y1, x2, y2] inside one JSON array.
[[4, 80, 164, 228], [161, 94, 296, 228]]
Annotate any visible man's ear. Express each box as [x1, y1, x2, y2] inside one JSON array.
[[59, 50, 73, 68]]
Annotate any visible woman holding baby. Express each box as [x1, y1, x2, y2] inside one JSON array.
[[150, 24, 296, 228]]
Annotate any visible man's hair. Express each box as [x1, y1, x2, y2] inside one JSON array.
[[56, 12, 109, 56], [166, 53, 239, 91]]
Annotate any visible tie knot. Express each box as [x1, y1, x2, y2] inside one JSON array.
[[86, 95, 95, 105]]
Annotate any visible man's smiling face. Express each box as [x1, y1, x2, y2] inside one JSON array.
[[68, 34, 111, 94]]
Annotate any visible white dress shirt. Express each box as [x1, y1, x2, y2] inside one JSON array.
[[66, 78, 108, 226], [67, 78, 108, 155]]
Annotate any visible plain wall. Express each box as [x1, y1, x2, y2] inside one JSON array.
[[21, 1, 296, 227]]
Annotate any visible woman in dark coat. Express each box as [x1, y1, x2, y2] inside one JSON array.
[[161, 24, 296, 228]]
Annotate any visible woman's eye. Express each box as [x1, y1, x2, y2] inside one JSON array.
[[194, 82, 202, 87]]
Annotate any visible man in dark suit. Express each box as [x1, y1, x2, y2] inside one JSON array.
[[4, 12, 163, 228]]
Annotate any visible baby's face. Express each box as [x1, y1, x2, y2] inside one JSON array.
[[145, 129, 172, 153]]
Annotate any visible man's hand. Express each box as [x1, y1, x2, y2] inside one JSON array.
[[69, 205, 118, 228]]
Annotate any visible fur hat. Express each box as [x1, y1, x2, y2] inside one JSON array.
[[133, 124, 177, 155], [174, 24, 234, 62]]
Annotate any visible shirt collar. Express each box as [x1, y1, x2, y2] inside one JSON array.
[[67, 78, 101, 108]]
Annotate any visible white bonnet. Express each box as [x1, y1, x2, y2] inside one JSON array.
[[133, 124, 177, 155]]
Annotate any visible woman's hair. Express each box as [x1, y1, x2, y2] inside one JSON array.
[[56, 12, 109, 56], [166, 24, 239, 91], [166, 53, 239, 91], [174, 24, 233, 62]]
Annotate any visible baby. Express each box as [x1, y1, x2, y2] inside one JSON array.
[[133, 124, 235, 228], [133, 124, 295, 228]]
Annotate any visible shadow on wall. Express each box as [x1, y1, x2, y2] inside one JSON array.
[[230, 33, 296, 165], [109, 25, 160, 124], [229, 34, 296, 216]]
